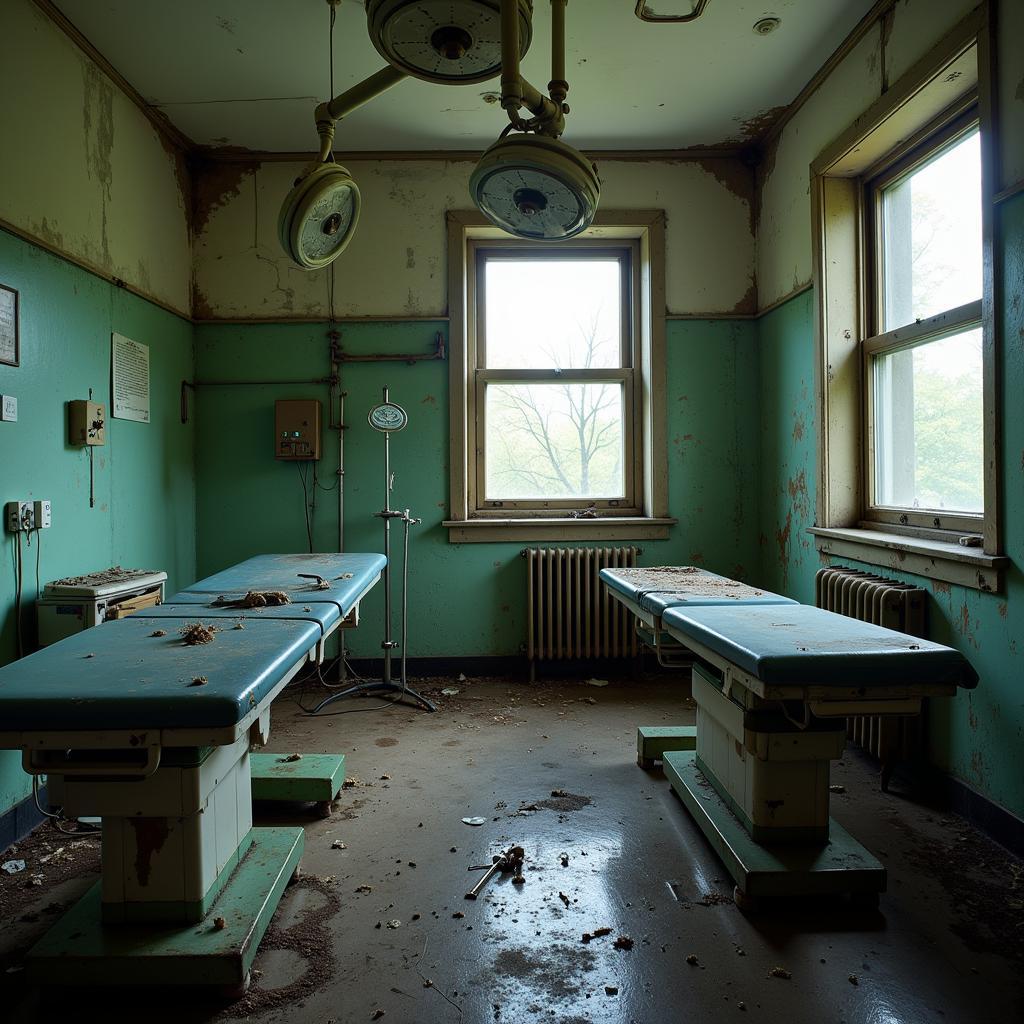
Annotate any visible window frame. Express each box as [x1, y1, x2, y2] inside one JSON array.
[[808, 5, 1009, 592], [861, 113, 984, 535], [444, 209, 674, 543], [472, 241, 643, 517]]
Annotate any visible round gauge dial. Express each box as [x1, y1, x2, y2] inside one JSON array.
[[470, 136, 600, 240], [279, 164, 361, 270], [368, 402, 409, 432], [366, 0, 533, 85]]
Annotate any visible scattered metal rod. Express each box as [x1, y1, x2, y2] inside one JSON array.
[[465, 845, 525, 900]]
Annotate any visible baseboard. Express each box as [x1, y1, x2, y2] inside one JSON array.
[[334, 654, 648, 680], [935, 774, 1024, 858], [0, 785, 48, 854]]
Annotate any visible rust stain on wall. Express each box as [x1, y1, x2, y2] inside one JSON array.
[[792, 414, 805, 441], [190, 153, 261, 237], [775, 510, 792, 587], [695, 156, 757, 239], [731, 278, 757, 316], [130, 817, 169, 886], [932, 580, 951, 595]]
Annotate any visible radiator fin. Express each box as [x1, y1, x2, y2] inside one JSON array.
[[526, 547, 639, 664], [815, 567, 927, 772]]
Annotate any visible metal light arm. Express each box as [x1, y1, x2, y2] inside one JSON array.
[[311, 64, 409, 164], [500, 0, 565, 137]]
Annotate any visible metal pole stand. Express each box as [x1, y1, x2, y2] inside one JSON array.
[[311, 387, 435, 714]]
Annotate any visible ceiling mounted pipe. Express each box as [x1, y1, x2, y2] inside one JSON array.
[[366, 0, 534, 84]]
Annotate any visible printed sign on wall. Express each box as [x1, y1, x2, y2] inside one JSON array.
[[0, 284, 18, 367], [111, 333, 150, 423]]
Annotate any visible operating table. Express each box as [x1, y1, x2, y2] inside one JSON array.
[[602, 567, 977, 908], [0, 552, 384, 993]]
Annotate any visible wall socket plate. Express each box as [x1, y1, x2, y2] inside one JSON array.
[[5, 501, 34, 532], [33, 499, 52, 528], [1, 395, 16, 422]]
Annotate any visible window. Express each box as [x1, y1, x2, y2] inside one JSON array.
[[810, 14, 1008, 592], [445, 211, 672, 542], [864, 123, 984, 533], [476, 248, 638, 513]]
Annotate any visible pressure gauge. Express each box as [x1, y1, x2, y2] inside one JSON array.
[[366, 0, 533, 85], [469, 134, 601, 240], [278, 163, 361, 270], [368, 401, 409, 432]]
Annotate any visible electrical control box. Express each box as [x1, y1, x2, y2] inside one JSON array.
[[69, 400, 106, 446], [275, 399, 321, 460]]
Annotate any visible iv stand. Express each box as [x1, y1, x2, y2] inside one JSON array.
[[311, 387, 435, 714]]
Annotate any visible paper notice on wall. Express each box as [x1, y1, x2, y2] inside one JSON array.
[[111, 333, 150, 423], [0, 287, 16, 365]]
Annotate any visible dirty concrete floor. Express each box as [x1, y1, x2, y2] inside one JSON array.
[[2, 674, 1023, 1024]]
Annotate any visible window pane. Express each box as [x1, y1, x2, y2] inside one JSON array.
[[872, 327, 983, 514], [881, 131, 981, 331], [484, 259, 622, 369], [485, 382, 624, 500]]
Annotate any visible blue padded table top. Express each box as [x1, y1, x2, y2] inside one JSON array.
[[180, 553, 385, 616], [641, 590, 796, 616], [0, 615, 321, 732], [139, 600, 341, 637], [662, 604, 977, 688], [601, 567, 793, 608]]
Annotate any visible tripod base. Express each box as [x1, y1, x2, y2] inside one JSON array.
[[310, 679, 436, 714]]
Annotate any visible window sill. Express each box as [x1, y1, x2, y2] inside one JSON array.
[[809, 526, 1009, 593], [443, 516, 676, 544]]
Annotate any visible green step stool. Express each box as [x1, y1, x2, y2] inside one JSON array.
[[250, 752, 346, 818], [637, 725, 696, 768]]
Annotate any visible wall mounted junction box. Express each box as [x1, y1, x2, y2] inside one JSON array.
[[5, 501, 34, 533], [275, 399, 322, 460], [69, 400, 106, 445]]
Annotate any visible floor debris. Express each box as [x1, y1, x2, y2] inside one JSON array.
[[769, 967, 793, 980]]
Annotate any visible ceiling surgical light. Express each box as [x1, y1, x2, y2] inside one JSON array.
[[281, 1, 539, 269], [470, 0, 600, 241], [366, 0, 534, 85]]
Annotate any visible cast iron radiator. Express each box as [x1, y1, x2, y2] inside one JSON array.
[[525, 547, 640, 667], [815, 566, 927, 787]]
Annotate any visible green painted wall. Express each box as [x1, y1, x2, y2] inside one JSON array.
[[0, 227, 196, 815], [756, 193, 1024, 821], [193, 317, 761, 658]]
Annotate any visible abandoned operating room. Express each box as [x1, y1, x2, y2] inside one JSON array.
[[0, 1, 1022, 1021]]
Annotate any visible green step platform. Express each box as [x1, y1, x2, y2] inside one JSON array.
[[664, 750, 885, 911], [637, 725, 696, 768], [26, 825, 304, 997], [251, 752, 346, 817]]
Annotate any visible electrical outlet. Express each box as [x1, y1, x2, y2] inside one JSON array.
[[1, 395, 16, 422], [33, 500, 52, 528], [5, 501, 35, 533]]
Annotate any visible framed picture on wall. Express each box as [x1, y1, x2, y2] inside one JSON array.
[[0, 284, 18, 367]]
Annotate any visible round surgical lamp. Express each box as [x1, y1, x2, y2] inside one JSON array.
[[470, 133, 600, 240], [366, 0, 533, 84], [278, 162, 361, 270]]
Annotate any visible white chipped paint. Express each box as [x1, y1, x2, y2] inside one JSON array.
[[193, 158, 755, 319], [0, 0, 191, 315], [756, 0, 1024, 309]]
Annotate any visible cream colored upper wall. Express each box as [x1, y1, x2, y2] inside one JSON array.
[[192, 158, 755, 320], [0, 0, 191, 315], [756, 0, 1024, 308]]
